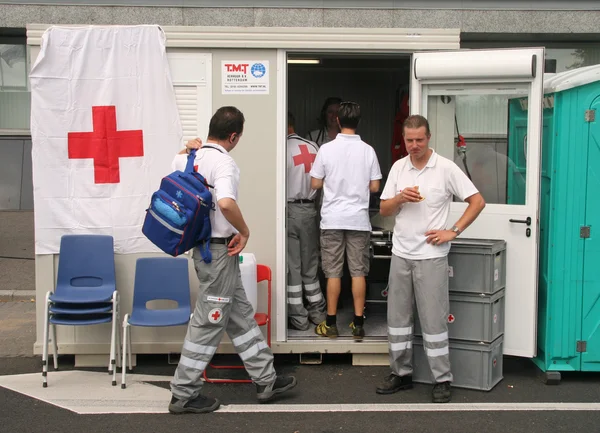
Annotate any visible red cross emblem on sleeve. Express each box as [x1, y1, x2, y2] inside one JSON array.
[[68, 106, 144, 184], [293, 144, 316, 173]]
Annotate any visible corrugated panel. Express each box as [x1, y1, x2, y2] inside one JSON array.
[[455, 95, 513, 135], [27, 25, 460, 51], [174, 85, 198, 143]]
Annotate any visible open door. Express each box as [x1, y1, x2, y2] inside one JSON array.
[[410, 48, 544, 357]]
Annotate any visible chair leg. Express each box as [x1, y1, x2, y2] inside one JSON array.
[[116, 301, 121, 369], [110, 292, 117, 386], [42, 292, 50, 388], [51, 324, 58, 370], [127, 323, 132, 372], [121, 315, 128, 389]]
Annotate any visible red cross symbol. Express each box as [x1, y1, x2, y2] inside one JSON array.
[[448, 314, 455, 323], [211, 310, 221, 322], [293, 144, 316, 173], [68, 106, 144, 184]]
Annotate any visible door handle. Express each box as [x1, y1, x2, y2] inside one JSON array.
[[509, 217, 531, 226]]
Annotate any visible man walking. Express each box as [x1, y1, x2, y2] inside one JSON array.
[[169, 106, 297, 414], [377, 114, 485, 403], [310, 101, 382, 340], [286, 111, 326, 330]]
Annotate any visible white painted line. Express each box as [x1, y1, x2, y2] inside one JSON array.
[[217, 402, 600, 413], [3, 371, 600, 415]]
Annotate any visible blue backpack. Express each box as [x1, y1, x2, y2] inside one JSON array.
[[142, 148, 219, 262]]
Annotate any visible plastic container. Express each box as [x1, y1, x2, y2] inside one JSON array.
[[413, 335, 504, 391], [239, 253, 257, 314], [415, 289, 505, 343], [448, 238, 506, 295]]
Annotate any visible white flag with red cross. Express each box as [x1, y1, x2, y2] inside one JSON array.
[[29, 25, 182, 254]]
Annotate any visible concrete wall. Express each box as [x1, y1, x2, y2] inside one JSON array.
[[1, 4, 600, 36]]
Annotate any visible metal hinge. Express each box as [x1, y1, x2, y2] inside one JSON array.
[[581, 226, 591, 238], [585, 109, 596, 122], [577, 341, 587, 353]]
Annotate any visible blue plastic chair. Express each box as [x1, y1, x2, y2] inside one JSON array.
[[121, 257, 192, 389], [42, 235, 121, 388]]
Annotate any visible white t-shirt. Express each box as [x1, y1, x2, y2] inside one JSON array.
[[380, 150, 479, 260], [172, 143, 239, 238], [306, 129, 335, 147], [287, 133, 319, 201], [310, 133, 382, 231]]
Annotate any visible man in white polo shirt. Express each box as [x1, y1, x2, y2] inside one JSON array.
[[310, 101, 382, 340], [376, 114, 485, 403]]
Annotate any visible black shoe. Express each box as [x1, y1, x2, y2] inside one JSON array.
[[256, 376, 297, 403], [376, 374, 413, 395], [350, 322, 365, 341], [168, 395, 221, 414], [432, 381, 452, 403]]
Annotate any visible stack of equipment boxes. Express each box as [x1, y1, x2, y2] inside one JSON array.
[[413, 239, 507, 391]]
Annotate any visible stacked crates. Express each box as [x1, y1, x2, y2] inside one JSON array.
[[413, 239, 507, 391]]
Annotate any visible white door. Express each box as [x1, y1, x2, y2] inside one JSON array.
[[410, 48, 544, 357]]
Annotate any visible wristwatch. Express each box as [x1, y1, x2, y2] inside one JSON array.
[[451, 225, 461, 236]]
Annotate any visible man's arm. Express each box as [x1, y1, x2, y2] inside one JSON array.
[[218, 198, 250, 255], [218, 198, 249, 236], [311, 177, 324, 190], [369, 180, 380, 193], [451, 192, 486, 234], [425, 192, 485, 245]]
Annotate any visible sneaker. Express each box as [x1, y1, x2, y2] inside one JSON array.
[[349, 322, 365, 341], [315, 321, 338, 338], [168, 395, 221, 414], [432, 381, 452, 403], [256, 376, 298, 403], [376, 374, 413, 395]]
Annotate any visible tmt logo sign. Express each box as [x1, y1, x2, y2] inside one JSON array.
[[224, 63, 250, 74]]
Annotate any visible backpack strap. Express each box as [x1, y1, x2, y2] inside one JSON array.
[[184, 146, 224, 174]]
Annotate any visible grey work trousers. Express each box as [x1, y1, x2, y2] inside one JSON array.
[[287, 203, 326, 329], [170, 244, 276, 401], [387, 254, 453, 383]]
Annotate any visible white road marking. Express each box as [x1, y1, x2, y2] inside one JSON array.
[[2, 371, 600, 415]]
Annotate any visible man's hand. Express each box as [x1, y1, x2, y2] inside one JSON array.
[[227, 232, 249, 256], [179, 138, 203, 154], [186, 138, 203, 152], [399, 186, 422, 204], [425, 229, 457, 246]]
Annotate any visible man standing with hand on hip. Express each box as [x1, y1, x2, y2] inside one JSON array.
[[377, 114, 485, 403]]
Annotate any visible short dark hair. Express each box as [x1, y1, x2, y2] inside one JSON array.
[[208, 106, 245, 140], [288, 111, 296, 129], [337, 101, 361, 129], [403, 115, 431, 136]]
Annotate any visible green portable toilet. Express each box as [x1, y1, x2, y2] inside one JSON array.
[[508, 64, 600, 384]]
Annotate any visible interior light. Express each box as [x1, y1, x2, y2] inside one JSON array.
[[287, 59, 321, 64]]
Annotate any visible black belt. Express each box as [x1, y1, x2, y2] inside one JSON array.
[[288, 199, 314, 204], [210, 235, 234, 245]]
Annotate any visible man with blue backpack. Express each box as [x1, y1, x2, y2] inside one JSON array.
[[168, 106, 297, 414]]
